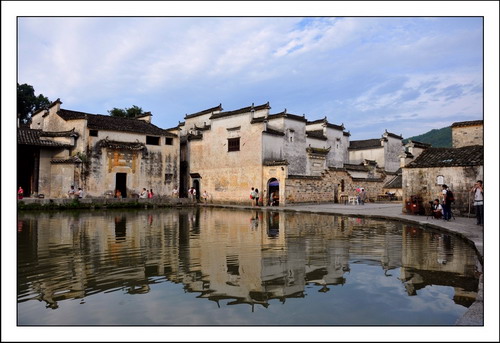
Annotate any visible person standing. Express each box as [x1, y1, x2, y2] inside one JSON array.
[[172, 186, 179, 198], [254, 188, 260, 206], [202, 190, 209, 203], [441, 184, 453, 221], [18, 186, 24, 199], [471, 180, 484, 225], [68, 185, 76, 198], [359, 188, 367, 205], [250, 187, 256, 206]]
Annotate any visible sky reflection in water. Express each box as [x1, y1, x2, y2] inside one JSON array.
[[17, 207, 480, 325]]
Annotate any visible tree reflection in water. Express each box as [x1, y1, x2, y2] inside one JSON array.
[[17, 208, 481, 325]]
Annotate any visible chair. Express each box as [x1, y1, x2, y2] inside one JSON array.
[[348, 196, 358, 205]]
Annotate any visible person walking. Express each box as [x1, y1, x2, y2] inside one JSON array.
[[471, 180, 484, 225], [18, 186, 24, 199], [359, 188, 367, 205], [250, 187, 256, 206]]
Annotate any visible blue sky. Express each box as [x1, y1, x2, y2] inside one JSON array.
[[15, 14, 485, 140]]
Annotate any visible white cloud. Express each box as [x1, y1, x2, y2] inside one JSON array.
[[16, 17, 484, 139]]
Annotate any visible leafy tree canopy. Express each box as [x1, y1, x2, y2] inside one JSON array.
[[108, 105, 145, 118], [17, 83, 51, 125], [403, 126, 452, 148]]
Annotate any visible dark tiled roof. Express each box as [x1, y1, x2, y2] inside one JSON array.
[[288, 174, 322, 180], [263, 128, 285, 136], [210, 102, 270, 120], [95, 139, 146, 151], [194, 124, 211, 131], [263, 159, 289, 166], [407, 140, 432, 148], [451, 120, 483, 128], [385, 131, 403, 139], [32, 98, 62, 117], [344, 163, 370, 172], [306, 118, 344, 130], [405, 145, 483, 168], [306, 147, 330, 155], [51, 156, 82, 164], [384, 174, 402, 188], [39, 129, 79, 138], [250, 116, 267, 124], [58, 109, 176, 137], [349, 139, 382, 150], [18, 128, 74, 148], [343, 131, 351, 137], [306, 130, 327, 140], [268, 110, 307, 123], [185, 104, 223, 119]]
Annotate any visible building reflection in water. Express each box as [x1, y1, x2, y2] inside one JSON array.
[[17, 208, 481, 311]]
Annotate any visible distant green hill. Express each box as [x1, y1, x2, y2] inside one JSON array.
[[403, 126, 452, 148]]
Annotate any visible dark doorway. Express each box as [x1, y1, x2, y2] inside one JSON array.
[[17, 146, 40, 197], [116, 173, 127, 198], [193, 179, 200, 201], [267, 178, 279, 206]]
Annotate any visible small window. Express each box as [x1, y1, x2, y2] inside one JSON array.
[[89, 130, 98, 137], [165, 173, 173, 184], [165, 137, 173, 145], [146, 136, 160, 145], [228, 137, 240, 152]]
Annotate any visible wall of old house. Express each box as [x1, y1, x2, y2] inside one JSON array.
[[384, 136, 404, 172], [349, 146, 384, 166], [402, 165, 483, 215], [266, 116, 308, 175], [262, 164, 288, 205], [327, 129, 347, 168], [306, 122, 346, 168], [82, 130, 179, 198], [284, 167, 391, 205], [188, 113, 265, 203], [452, 125, 483, 148]]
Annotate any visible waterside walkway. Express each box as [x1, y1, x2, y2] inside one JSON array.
[[203, 201, 484, 326]]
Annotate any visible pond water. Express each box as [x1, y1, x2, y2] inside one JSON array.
[[17, 207, 481, 325]]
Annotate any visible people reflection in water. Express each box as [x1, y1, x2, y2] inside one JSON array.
[[250, 212, 259, 231], [267, 212, 279, 237], [114, 216, 126, 241]]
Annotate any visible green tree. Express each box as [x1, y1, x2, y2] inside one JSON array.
[[17, 83, 51, 125], [108, 105, 145, 118]]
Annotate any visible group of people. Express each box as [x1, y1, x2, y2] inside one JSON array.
[[249, 187, 279, 206], [139, 188, 154, 199], [68, 185, 84, 199], [430, 181, 483, 225], [249, 187, 260, 206], [357, 188, 367, 205]]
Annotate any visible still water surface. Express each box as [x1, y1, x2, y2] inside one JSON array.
[[17, 207, 481, 325]]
